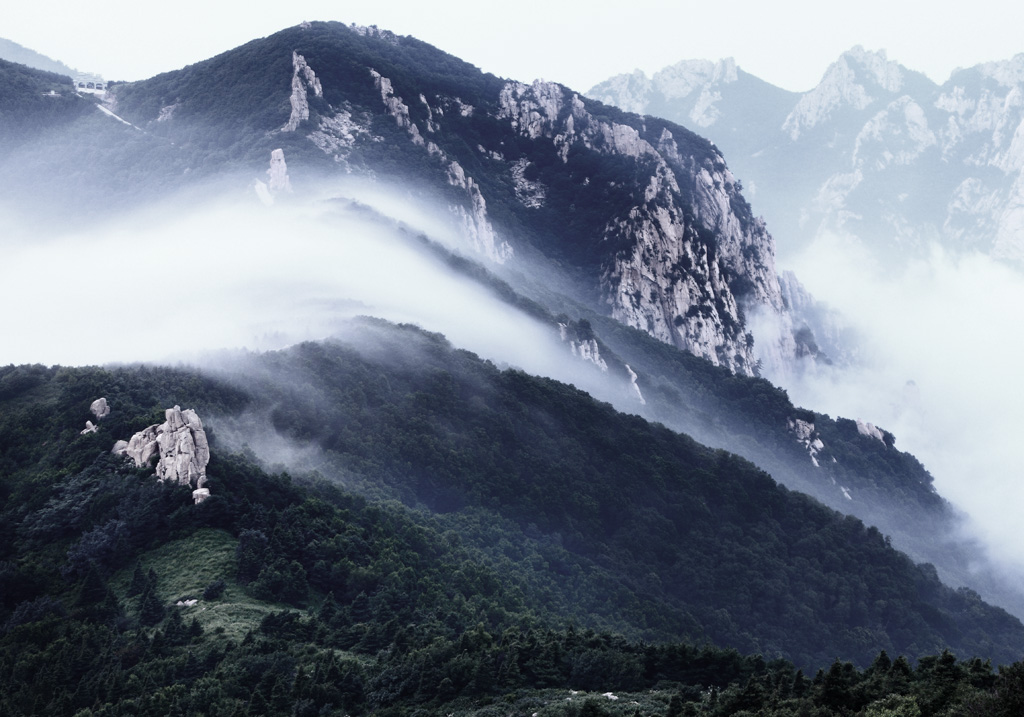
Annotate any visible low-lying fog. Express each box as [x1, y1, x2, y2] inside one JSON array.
[[780, 232, 1024, 576], [8, 176, 1024, 600], [0, 184, 577, 386]]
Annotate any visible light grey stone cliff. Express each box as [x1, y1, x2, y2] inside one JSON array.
[[282, 51, 322, 132], [498, 80, 794, 375]]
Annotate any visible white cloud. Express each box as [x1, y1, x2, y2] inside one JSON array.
[[0, 186, 591, 397], [781, 232, 1024, 573]]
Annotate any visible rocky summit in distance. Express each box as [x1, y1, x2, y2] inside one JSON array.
[[588, 47, 1024, 267]]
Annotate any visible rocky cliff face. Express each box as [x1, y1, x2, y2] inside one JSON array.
[[248, 36, 807, 375], [495, 80, 795, 375], [113, 406, 211, 504]]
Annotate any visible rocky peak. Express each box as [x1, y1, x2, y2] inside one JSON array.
[[975, 54, 1024, 88], [783, 47, 905, 140], [652, 57, 739, 100], [841, 46, 905, 93], [586, 70, 652, 114], [587, 58, 738, 120]]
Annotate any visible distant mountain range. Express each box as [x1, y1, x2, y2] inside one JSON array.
[[588, 47, 1024, 267], [0, 36, 76, 77]]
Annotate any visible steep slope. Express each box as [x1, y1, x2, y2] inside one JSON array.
[[589, 47, 1024, 267], [7, 349, 1024, 715], [68, 20, 816, 377], [2, 321, 1023, 673]]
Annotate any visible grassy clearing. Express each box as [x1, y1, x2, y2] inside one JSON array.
[[112, 527, 282, 642]]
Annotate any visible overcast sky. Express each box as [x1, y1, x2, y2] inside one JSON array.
[[6, 0, 1024, 93]]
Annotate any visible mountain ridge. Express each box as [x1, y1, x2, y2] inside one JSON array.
[[588, 46, 1024, 266], [97, 21, 827, 379]]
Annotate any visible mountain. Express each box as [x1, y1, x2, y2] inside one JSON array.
[[62, 21, 1023, 616], [6, 21, 825, 378], [4, 22, 1024, 713], [2, 321, 1024, 716], [0, 37, 76, 77], [588, 47, 1024, 267]]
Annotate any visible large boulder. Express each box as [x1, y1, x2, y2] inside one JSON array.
[[90, 397, 110, 419], [113, 405, 211, 503]]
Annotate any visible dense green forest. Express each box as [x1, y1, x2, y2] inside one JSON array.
[[3, 320, 1024, 714], [0, 58, 92, 147]]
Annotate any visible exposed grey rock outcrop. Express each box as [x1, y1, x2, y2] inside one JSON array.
[[80, 397, 110, 434], [366, 67, 513, 263], [282, 51, 322, 132], [788, 418, 825, 467], [90, 397, 110, 419], [113, 406, 211, 504], [267, 148, 291, 193]]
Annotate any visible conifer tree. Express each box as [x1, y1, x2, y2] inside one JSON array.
[[127, 563, 147, 597], [138, 586, 165, 627]]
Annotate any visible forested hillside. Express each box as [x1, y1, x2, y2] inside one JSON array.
[[0, 59, 91, 148], [3, 320, 1024, 716]]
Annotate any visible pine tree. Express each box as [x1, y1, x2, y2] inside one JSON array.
[[164, 608, 186, 644], [188, 617, 203, 640], [127, 563, 147, 597], [138, 586, 165, 627]]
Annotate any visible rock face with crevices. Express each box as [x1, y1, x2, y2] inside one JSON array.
[[113, 406, 211, 504], [495, 79, 792, 375]]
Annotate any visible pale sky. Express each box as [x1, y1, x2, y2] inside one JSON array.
[[4, 0, 1023, 93]]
